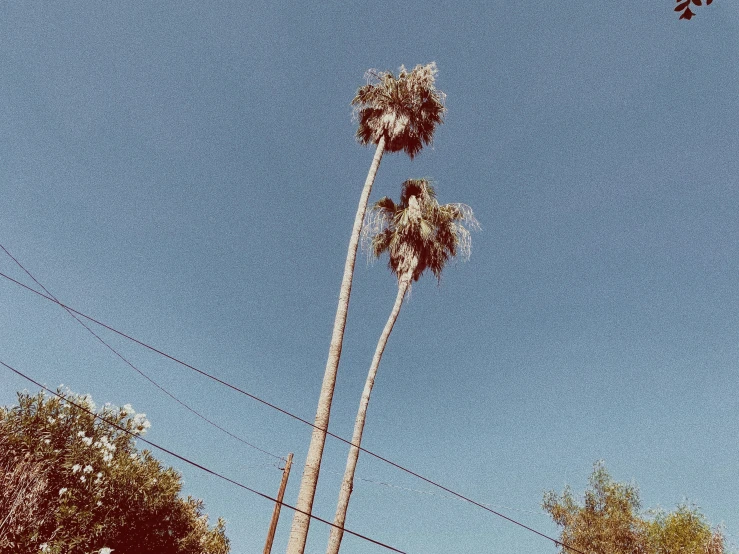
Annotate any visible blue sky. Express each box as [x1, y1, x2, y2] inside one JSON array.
[[1, 2, 738, 553]]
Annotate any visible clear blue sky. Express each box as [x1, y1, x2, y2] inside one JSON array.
[[2, 2, 738, 553]]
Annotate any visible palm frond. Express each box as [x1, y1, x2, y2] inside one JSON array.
[[373, 196, 397, 214], [351, 63, 446, 158], [400, 178, 434, 206], [363, 178, 478, 284], [440, 203, 479, 261], [361, 199, 394, 260]]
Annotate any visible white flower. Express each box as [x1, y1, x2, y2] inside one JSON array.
[[97, 500, 102, 506], [82, 437, 93, 446], [80, 475, 86, 482], [78, 431, 86, 438], [99, 548, 114, 554], [44, 439, 50, 444], [58, 487, 68, 496], [134, 423, 149, 435], [47, 417, 55, 424], [40, 543, 49, 552], [72, 464, 81, 473], [83, 465, 93, 473], [97, 472, 102, 479]]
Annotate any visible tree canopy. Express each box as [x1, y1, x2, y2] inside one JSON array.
[[543, 462, 724, 554], [352, 63, 445, 159], [0, 389, 230, 554], [364, 178, 478, 283]]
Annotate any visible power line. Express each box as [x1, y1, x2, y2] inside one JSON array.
[[0, 358, 406, 554], [0, 266, 580, 553], [0, 244, 284, 464], [0, 265, 583, 554], [321, 467, 548, 519]]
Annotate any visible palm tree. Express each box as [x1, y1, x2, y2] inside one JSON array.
[[325, 179, 478, 554], [287, 65, 446, 554]]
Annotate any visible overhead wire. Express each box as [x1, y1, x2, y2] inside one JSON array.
[[0, 259, 584, 554], [320, 467, 548, 519], [0, 244, 284, 464], [0, 359, 406, 554]]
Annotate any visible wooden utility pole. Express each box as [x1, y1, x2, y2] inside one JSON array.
[[263, 452, 293, 554]]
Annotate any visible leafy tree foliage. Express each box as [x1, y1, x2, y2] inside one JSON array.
[[675, 0, 713, 20], [0, 389, 230, 554], [543, 462, 724, 554], [645, 505, 724, 554]]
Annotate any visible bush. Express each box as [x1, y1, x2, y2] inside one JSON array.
[[543, 461, 723, 554], [0, 389, 230, 554]]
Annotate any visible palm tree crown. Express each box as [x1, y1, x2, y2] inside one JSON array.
[[325, 181, 477, 554], [352, 63, 446, 159], [364, 178, 479, 282], [287, 65, 445, 554]]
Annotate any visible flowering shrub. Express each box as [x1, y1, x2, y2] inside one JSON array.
[[0, 390, 229, 554]]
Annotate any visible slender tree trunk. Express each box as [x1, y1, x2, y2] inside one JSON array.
[[325, 269, 413, 554], [286, 135, 387, 554]]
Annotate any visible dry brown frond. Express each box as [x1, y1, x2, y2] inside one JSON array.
[[361, 203, 393, 261], [447, 203, 479, 261], [352, 63, 445, 158], [363, 179, 478, 283]]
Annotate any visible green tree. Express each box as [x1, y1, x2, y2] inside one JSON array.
[[0, 389, 229, 554], [325, 178, 478, 554], [645, 505, 723, 554], [543, 461, 724, 554], [287, 64, 446, 554]]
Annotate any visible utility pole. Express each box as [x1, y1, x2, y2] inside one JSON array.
[[264, 452, 294, 554]]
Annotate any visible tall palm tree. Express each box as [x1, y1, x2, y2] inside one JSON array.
[[325, 179, 478, 554], [287, 65, 446, 554]]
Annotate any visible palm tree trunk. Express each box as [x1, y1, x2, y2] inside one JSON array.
[[325, 270, 413, 554], [286, 135, 387, 554]]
